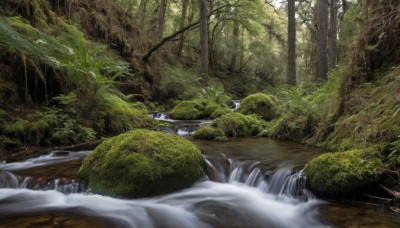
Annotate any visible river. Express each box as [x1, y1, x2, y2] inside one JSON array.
[[0, 116, 399, 227]]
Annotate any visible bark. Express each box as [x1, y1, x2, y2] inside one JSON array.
[[316, 0, 329, 80], [287, 0, 296, 85], [158, 0, 168, 38], [329, 0, 338, 69], [199, 0, 209, 76], [177, 0, 189, 57]]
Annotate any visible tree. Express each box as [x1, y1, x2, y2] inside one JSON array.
[[177, 0, 189, 57], [158, 0, 168, 38], [287, 0, 296, 85], [316, 0, 328, 80], [199, 0, 208, 76], [329, 0, 338, 69], [229, 9, 239, 73]]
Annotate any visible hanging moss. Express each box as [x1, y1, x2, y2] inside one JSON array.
[[304, 148, 383, 196], [79, 129, 205, 198]]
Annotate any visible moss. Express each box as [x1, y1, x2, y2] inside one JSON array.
[[304, 149, 383, 196], [203, 104, 220, 118], [213, 113, 266, 137], [193, 125, 225, 140], [169, 101, 202, 120], [210, 107, 231, 119], [236, 93, 277, 121], [79, 129, 205, 198], [215, 136, 229, 142]]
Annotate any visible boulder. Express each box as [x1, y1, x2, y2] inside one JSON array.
[[236, 93, 276, 121], [304, 149, 382, 196], [79, 129, 205, 198]]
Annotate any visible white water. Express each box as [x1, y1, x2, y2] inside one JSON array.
[[0, 151, 329, 227], [0, 181, 326, 228], [0, 151, 89, 170], [230, 100, 241, 111]]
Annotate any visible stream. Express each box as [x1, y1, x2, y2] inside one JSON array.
[[1, 114, 400, 227]]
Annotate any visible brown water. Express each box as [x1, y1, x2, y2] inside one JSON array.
[[0, 138, 399, 228]]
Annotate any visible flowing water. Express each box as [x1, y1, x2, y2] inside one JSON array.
[[1, 113, 400, 227]]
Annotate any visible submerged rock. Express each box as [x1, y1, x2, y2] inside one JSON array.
[[236, 93, 276, 121], [304, 149, 382, 196], [79, 129, 205, 198]]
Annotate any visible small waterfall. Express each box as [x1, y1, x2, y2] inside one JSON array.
[[0, 171, 84, 194], [230, 100, 241, 111], [205, 155, 314, 201]]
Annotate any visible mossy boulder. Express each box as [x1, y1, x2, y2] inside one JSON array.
[[193, 125, 225, 140], [169, 99, 227, 120], [210, 107, 231, 119], [236, 93, 276, 121], [169, 101, 202, 120], [79, 129, 205, 198], [213, 113, 266, 137], [304, 149, 383, 196]]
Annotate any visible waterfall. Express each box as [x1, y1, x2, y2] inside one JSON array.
[[204, 155, 314, 201]]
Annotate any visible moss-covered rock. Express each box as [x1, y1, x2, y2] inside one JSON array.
[[210, 107, 231, 119], [304, 149, 383, 196], [169, 101, 202, 120], [169, 99, 227, 120], [213, 113, 266, 137], [193, 125, 225, 140], [236, 93, 276, 121], [79, 129, 205, 198]]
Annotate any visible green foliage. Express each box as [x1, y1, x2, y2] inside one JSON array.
[[210, 107, 231, 119], [384, 138, 400, 166], [99, 95, 154, 135], [304, 149, 383, 196], [193, 125, 225, 140], [236, 93, 277, 121], [79, 129, 205, 198], [213, 113, 266, 137], [4, 108, 96, 145]]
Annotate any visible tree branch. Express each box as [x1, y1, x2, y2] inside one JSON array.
[[142, 3, 245, 62]]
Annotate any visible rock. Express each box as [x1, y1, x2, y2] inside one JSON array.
[[79, 129, 205, 198], [236, 93, 276, 121], [213, 113, 266, 137], [304, 149, 383, 196], [193, 125, 225, 140], [169, 101, 202, 120]]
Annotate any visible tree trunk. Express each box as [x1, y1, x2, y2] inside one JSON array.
[[229, 15, 239, 73], [316, 0, 329, 80], [199, 0, 209, 76], [329, 0, 338, 69], [287, 0, 296, 85], [158, 0, 168, 38], [177, 0, 189, 57], [137, 0, 149, 27]]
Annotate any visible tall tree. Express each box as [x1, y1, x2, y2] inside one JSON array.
[[229, 10, 239, 73], [137, 0, 149, 27], [158, 0, 168, 37], [329, 0, 338, 69], [177, 0, 189, 57], [316, 0, 328, 80], [287, 0, 296, 85], [199, 0, 209, 76]]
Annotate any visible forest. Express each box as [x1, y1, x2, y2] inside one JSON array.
[[0, 0, 400, 227]]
